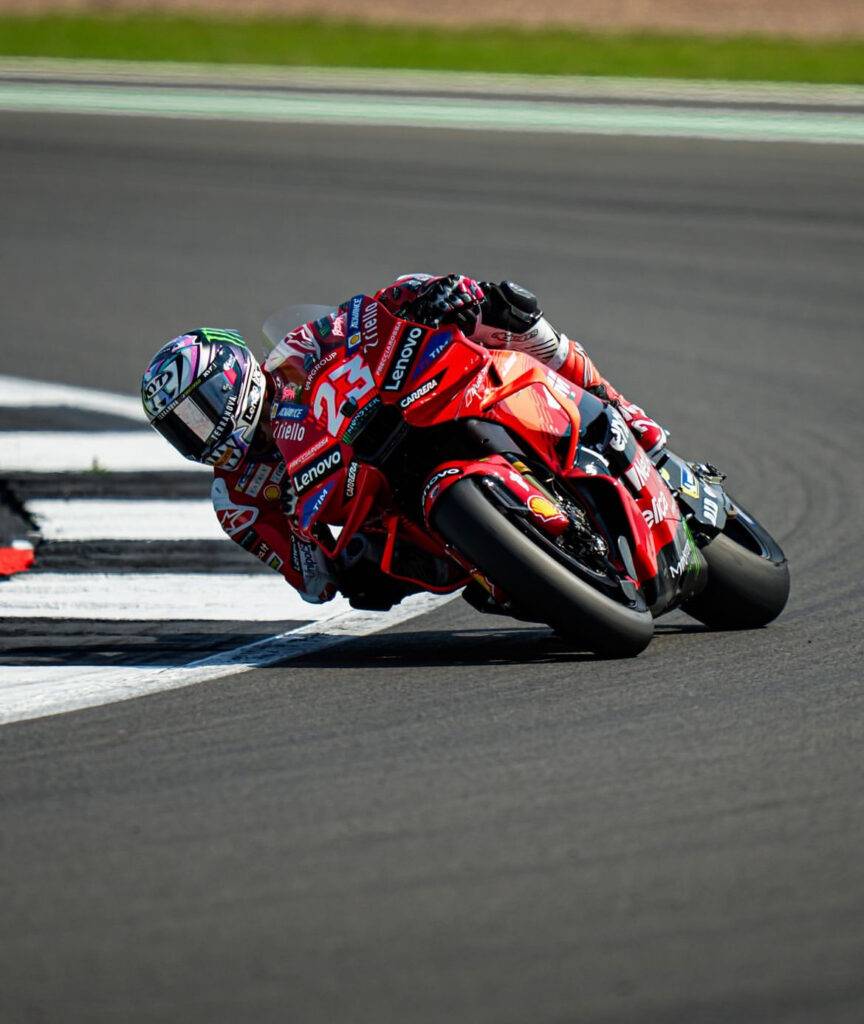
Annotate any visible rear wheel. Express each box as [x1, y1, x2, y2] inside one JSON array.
[[682, 502, 790, 629], [433, 478, 654, 657]]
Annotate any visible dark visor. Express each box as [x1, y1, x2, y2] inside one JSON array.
[[152, 364, 241, 461]]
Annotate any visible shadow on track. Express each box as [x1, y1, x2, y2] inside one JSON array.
[[1, 618, 707, 670], [0, 619, 304, 668], [290, 622, 708, 670]]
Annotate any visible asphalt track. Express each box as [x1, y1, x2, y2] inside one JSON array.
[[2, 112, 863, 1023]]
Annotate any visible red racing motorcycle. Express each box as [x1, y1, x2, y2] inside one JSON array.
[[264, 296, 790, 657]]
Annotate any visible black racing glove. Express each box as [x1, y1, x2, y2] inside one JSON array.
[[477, 280, 542, 333], [400, 274, 485, 332]]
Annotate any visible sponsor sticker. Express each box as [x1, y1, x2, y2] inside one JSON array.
[[292, 445, 343, 496], [290, 537, 302, 572], [360, 298, 379, 348], [527, 494, 564, 522], [702, 497, 720, 527], [341, 397, 381, 445], [344, 460, 360, 500], [680, 464, 701, 500], [399, 375, 440, 410], [641, 492, 670, 529], [240, 462, 271, 499], [273, 421, 307, 443], [382, 324, 428, 392], [422, 466, 461, 507], [267, 554, 284, 572], [410, 329, 453, 381], [276, 403, 308, 421], [303, 348, 339, 393], [608, 410, 628, 452], [669, 547, 691, 578], [263, 483, 281, 501], [300, 481, 334, 529], [314, 315, 333, 340], [237, 528, 258, 551], [346, 294, 364, 350], [288, 435, 331, 473], [626, 449, 652, 491]]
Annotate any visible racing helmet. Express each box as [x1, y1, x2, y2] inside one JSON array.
[[141, 328, 264, 470]]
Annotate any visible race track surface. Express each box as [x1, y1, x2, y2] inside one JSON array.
[[1, 113, 863, 1023]]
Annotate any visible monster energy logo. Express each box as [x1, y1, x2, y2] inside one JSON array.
[[200, 328, 246, 347]]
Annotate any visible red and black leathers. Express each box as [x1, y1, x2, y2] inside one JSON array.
[[212, 273, 667, 603]]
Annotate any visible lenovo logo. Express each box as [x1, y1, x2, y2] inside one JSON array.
[[292, 446, 342, 495], [383, 325, 426, 392]]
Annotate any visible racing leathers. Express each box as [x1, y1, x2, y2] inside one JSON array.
[[211, 273, 668, 605]]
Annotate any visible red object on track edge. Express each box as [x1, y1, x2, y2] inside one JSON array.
[[0, 544, 35, 576]]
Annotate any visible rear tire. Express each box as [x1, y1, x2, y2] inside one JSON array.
[[433, 478, 654, 657], [682, 527, 790, 630]]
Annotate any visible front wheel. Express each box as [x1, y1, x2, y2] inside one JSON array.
[[682, 502, 790, 629], [432, 478, 654, 657]]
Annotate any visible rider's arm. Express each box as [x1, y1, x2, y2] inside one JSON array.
[[476, 280, 669, 459], [382, 273, 668, 458], [211, 470, 337, 603]]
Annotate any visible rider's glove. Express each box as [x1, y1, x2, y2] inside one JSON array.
[[296, 539, 338, 604], [474, 280, 567, 367], [478, 280, 542, 334], [401, 274, 485, 332]]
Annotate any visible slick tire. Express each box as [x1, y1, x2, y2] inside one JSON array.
[[682, 532, 790, 630], [433, 478, 654, 657]]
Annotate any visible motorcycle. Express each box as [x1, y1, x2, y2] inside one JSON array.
[[262, 296, 790, 657]]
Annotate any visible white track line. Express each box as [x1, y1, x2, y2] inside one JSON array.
[[2, 58, 863, 108], [0, 373, 144, 421], [0, 431, 206, 472], [0, 572, 349, 620], [27, 499, 223, 541], [0, 591, 457, 724], [1, 83, 863, 145]]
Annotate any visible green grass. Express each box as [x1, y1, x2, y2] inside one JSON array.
[[1, 14, 863, 84]]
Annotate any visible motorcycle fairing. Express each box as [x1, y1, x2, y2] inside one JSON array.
[[658, 452, 729, 534], [293, 295, 700, 612], [418, 455, 570, 538]]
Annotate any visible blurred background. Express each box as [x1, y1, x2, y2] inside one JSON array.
[[0, 0, 863, 37]]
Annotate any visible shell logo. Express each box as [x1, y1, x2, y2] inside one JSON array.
[[527, 494, 563, 522]]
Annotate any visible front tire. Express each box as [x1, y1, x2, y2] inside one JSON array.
[[682, 504, 790, 629], [433, 478, 654, 657]]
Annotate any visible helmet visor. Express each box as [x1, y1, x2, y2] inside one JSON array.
[[152, 364, 242, 461]]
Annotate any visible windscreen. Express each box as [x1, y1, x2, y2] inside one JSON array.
[[261, 303, 337, 354]]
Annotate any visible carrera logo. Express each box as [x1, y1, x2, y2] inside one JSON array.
[[400, 375, 439, 409], [292, 446, 343, 496], [383, 325, 427, 392], [344, 460, 359, 499]]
